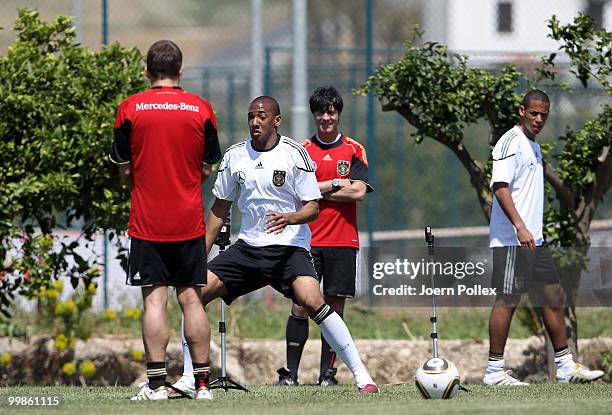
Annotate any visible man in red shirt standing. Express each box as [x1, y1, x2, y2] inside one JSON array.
[[109, 40, 221, 400], [276, 86, 373, 386]]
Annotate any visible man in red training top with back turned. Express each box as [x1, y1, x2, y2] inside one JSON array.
[[109, 40, 221, 401]]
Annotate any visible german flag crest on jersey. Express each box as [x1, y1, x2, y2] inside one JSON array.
[[337, 160, 350, 176], [273, 170, 286, 186], [302, 134, 373, 248]]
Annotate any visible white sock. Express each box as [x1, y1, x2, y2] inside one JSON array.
[[555, 352, 574, 372], [181, 313, 194, 380], [315, 308, 374, 388], [485, 359, 504, 375]]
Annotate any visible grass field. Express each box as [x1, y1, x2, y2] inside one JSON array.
[[1, 384, 611, 415]]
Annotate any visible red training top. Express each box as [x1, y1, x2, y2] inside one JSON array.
[[303, 135, 372, 248], [110, 86, 221, 242]]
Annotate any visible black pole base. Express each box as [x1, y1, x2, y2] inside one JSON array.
[[209, 376, 249, 392], [166, 382, 193, 399]]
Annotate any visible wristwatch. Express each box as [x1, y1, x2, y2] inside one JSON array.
[[331, 178, 341, 191]]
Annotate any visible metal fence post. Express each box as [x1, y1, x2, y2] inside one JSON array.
[[366, 0, 376, 306], [250, 0, 263, 99], [366, 0, 376, 237], [101, 0, 108, 45], [264, 47, 272, 97], [103, 230, 109, 310], [102, 0, 109, 310]]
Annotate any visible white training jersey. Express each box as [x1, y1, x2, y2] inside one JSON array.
[[213, 135, 322, 250], [489, 126, 544, 248]]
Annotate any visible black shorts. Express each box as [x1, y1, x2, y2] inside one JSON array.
[[208, 239, 318, 305], [127, 236, 207, 287], [491, 245, 560, 295], [311, 247, 358, 298]]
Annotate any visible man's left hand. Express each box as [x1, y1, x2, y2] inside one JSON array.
[[338, 178, 351, 188], [265, 211, 291, 234]]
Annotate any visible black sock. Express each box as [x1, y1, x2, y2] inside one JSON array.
[[488, 351, 504, 361], [193, 362, 210, 390], [286, 313, 309, 377], [310, 304, 334, 324], [554, 346, 570, 358], [146, 361, 166, 390], [319, 313, 342, 377]]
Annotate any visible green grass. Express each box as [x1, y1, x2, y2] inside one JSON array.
[[189, 299, 612, 340], [0, 384, 611, 415], [8, 297, 612, 341]]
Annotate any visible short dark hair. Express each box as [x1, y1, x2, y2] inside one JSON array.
[[309, 86, 343, 114], [146, 40, 182, 80], [251, 96, 281, 116], [522, 89, 550, 108]]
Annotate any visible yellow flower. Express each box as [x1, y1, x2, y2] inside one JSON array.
[[62, 299, 76, 314], [54, 303, 65, 316], [103, 309, 118, 320], [62, 362, 77, 376], [79, 360, 96, 377], [125, 307, 142, 320], [54, 334, 68, 351], [46, 289, 60, 301], [53, 279, 64, 292], [67, 336, 76, 348], [41, 234, 53, 248], [129, 349, 143, 362], [87, 283, 97, 295], [0, 353, 12, 365], [36, 286, 46, 299]]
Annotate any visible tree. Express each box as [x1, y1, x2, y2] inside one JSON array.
[[0, 9, 146, 323], [358, 14, 610, 362]]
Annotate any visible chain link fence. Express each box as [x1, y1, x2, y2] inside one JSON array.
[[1, 0, 609, 234]]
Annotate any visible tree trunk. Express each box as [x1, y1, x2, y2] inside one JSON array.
[[538, 307, 578, 382], [565, 306, 578, 356], [537, 309, 556, 382]]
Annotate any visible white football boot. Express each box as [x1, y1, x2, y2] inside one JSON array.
[[168, 376, 196, 399], [195, 386, 214, 400], [483, 370, 529, 386], [131, 383, 168, 400], [556, 362, 605, 384]]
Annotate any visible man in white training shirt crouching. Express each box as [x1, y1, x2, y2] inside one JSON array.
[[172, 96, 378, 397]]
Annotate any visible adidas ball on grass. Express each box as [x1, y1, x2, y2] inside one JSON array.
[[415, 357, 461, 399]]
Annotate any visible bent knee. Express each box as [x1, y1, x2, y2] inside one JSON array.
[[298, 296, 325, 316], [291, 303, 308, 318], [201, 271, 227, 306]]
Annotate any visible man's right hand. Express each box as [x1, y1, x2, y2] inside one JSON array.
[[205, 198, 232, 254], [516, 226, 535, 250]]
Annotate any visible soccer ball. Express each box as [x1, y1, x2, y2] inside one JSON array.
[[415, 357, 461, 399]]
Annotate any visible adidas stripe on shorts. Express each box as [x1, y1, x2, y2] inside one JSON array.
[[491, 245, 560, 295]]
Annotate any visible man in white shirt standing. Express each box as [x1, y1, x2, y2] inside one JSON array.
[[484, 90, 603, 386], [174, 96, 378, 396]]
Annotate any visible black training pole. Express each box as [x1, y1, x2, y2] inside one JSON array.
[[209, 211, 249, 392], [425, 226, 439, 359]]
